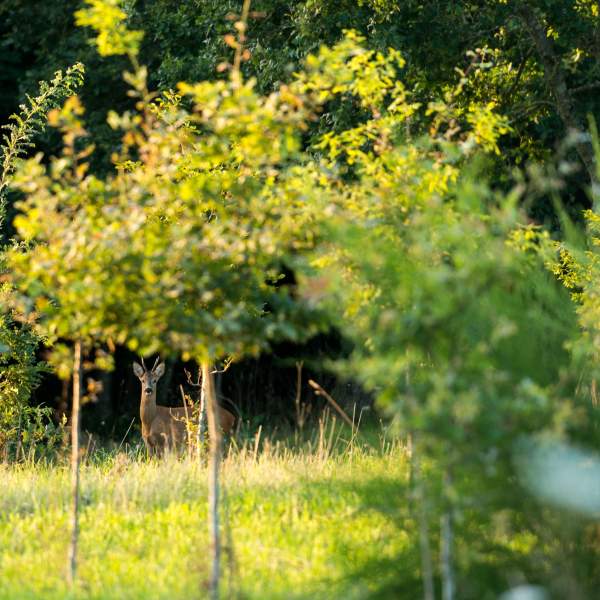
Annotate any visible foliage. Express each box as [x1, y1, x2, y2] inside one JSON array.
[[0, 62, 84, 230], [2, 0, 599, 208], [313, 179, 593, 594], [289, 29, 591, 594], [323, 187, 577, 436], [75, 0, 143, 59], [6, 1, 331, 375], [0, 63, 84, 458], [6, 88, 318, 366], [0, 308, 50, 460], [555, 178, 600, 408], [1, 2, 600, 596], [5, 18, 517, 366]]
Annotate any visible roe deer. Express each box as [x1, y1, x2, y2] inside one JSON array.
[[133, 357, 237, 456]]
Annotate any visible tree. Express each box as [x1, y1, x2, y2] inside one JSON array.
[[3, 0, 598, 201], [6, 0, 599, 595]]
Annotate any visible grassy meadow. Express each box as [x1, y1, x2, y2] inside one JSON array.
[[0, 425, 419, 600], [2, 421, 596, 599]]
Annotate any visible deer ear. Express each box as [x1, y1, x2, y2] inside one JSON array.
[[154, 362, 166, 379], [133, 362, 144, 379]]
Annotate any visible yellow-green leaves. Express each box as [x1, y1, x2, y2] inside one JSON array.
[[177, 79, 306, 173], [75, 0, 143, 58], [466, 102, 511, 155], [297, 30, 407, 112], [0, 63, 85, 226], [574, 0, 599, 18], [6, 25, 533, 372]]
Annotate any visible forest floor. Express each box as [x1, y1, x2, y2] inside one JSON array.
[[0, 425, 418, 599]]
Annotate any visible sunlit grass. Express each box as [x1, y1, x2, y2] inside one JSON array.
[[0, 423, 415, 599]]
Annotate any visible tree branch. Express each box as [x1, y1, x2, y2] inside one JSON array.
[[308, 379, 357, 434], [572, 81, 600, 95]]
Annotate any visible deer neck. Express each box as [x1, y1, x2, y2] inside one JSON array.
[[140, 389, 158, 430]]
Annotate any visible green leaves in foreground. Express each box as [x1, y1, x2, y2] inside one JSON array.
[[0, 63, 84, 456]]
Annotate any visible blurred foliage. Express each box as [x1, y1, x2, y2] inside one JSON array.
[[75, 0, 144, 58], [287, 19, 595, 597], [0, 299, 50, 460], [555, 171, 600, 411]]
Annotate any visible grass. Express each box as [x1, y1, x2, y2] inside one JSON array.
[[0, 423, 418, 600], [3, 420, 589, 600]]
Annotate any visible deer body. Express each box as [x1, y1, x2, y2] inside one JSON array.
[[134, 358, 236, 456]]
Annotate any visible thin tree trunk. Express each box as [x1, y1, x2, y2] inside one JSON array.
[[295, 360, 304, 429], [411, 433, 435, 600], [197, 373, 207, 462], [441, 471, 455, 600], [15, 404, 23, 462], [67, 339, 82, 586], [202, 361, 221, 600]]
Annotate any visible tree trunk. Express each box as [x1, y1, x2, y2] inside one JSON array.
[[411, 433, 435, 600], [202, 361, 221, 600], [67, 339, 82, 586], [197, 373, 207, 462], [517, 5, 596, 182], [441, 471, 455, 600], [15, 404, 23, 462]]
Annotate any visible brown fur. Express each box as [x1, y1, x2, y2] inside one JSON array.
[[134, 359, 236, 457]]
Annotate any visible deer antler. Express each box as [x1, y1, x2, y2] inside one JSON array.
[[141, 357, 147, 371], [152, 356, 161, 372]]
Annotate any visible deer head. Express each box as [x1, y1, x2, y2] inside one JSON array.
[[133, 356, 165, 397]]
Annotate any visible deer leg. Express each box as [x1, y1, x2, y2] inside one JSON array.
[[144, 438, 152, 460], [145, 436, 160, 460], [154, 435, 166, 459]]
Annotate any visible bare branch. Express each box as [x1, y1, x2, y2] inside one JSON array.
[[211, 356, 233, 375], [308, 379, 357, 434], [185, 367, 202, 388]]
